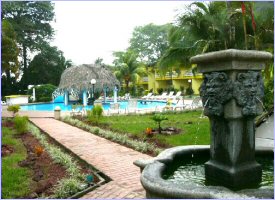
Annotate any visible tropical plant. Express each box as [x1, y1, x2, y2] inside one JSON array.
[[151, 114, 168, 134], [14, 116, 29, 134], [113, 50, 147, 92], [89, 105, 103, 124], [7, 105, 20, 117], [158, 1, 274, 73]]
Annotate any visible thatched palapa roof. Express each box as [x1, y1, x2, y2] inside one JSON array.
[[58, 64, 119, 94]]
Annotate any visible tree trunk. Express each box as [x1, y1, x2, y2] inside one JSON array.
[[21, 43, 28, 89], [158, 122, 161, 134], [125, 80, 129, 93], [23, 44, 27, 73]]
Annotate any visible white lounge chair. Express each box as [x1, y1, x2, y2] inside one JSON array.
[[161, 91, 174, 101], [141, 93, 153, 100], [171, 91, 182, 100], [155, 92, 168, 100]]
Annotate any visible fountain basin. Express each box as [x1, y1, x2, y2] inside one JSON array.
[[134, 145, 273, 199]]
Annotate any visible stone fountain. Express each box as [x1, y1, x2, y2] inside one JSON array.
[[134, 49, 273, 199]]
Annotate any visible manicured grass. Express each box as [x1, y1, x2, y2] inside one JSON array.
[[97, 110, 210, 146], [2, 126, 33, 198]]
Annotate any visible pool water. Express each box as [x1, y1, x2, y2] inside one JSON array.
[[20, 100, 168, 111]]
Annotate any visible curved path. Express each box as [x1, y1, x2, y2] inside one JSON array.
[[30, 118, 151, 199]]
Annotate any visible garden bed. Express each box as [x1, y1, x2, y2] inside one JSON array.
[[2, 118, 107, 199]]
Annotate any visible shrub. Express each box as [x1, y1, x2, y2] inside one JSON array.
[[14, 116, 29, 134], [151, 114, 168, 134], [54, 178, 83, 198], [7, 105, 20, 117], [186, 87, 194, 96], [27, 84, 57, 102], [157, 88, 163, 95], [87, 105, 103, 124]]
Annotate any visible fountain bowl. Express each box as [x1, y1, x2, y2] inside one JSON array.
[[134, 145, 273, 199]]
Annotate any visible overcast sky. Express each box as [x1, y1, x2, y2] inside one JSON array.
[[50, 1, 191, 66]]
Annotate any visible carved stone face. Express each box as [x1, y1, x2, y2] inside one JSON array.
[[200, 72, 233, 116], [233, 71, 264, 116]]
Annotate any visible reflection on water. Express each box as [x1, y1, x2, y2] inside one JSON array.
[[163, 156, 274, 188]]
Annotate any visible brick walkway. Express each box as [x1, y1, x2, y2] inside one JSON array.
[[30, 118, 151, 199]]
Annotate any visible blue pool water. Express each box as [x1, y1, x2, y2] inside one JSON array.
[[20, 100, 168, 111]]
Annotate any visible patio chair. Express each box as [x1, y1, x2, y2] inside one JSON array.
[[70, 105, 83, 117], [189, 97, 203, 109], [161, 91, 174, 101], [108, 103, 121, 115], [155, 92, 168, 100], [173, 99, 187, 111], [127, 99, 138, 114], [170, 91, 182, 100], [141, 92, 153, 100]]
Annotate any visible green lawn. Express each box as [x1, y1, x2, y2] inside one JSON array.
[[96, 110, 210, 146], [2, 124, 32, 198]]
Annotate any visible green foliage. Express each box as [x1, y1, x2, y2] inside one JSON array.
[[2, 1, 55, 89], [27, 84, 57, 102], [157, 88, 164, 95], [27, 123, 85, 198], [7, 105, 20, 116], [128, 23, 172, 66], [62, 116, 162, 155], [54, 178, 84, 198], [186, 87, 194, 96], [85, 111, 210, 147], [113, 50, 147, 92], [92, 105, 103, 120], [2, 126, 32, 198], [264, 78, 274, 110], [1, 20, 20, 96], [158, 1, 274, 72], [87, 105, 103, 124], [14, 116, 29, 134], [26, 44, 72, 86], [151, 114, 168, 133]]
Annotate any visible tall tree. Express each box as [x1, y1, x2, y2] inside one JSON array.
[[24, 44, 72, 86], [1, 20, 20, 95], [128, 23, 171, 67], [113, 51, 146, 92], [2, 1, 55, 88]]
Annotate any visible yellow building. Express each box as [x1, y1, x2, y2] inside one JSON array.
[[138, 67, 203, 95]]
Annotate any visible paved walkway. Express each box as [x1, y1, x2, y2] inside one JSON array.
[[30, 118, 151, 199]]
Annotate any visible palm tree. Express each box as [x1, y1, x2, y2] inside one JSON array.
[[113, 50, 147, 93], [158, 2, 230, 70]]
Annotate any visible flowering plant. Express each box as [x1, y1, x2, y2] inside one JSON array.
[[34, 145, 44, 157]]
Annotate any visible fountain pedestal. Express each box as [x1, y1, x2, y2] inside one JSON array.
[[191, 49, 272, 189]]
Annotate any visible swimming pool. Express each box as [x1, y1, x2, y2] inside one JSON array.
[[20, 100, 168, 111]]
